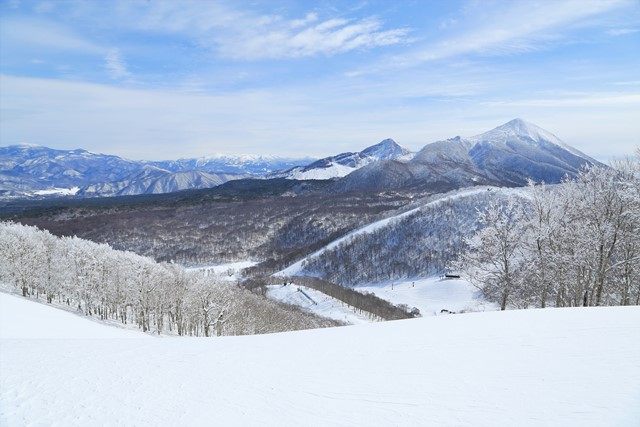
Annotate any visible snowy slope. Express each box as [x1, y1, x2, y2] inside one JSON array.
[[185, 260, 258, 281], [274, 138, 412, 180], [356, 277, 497, 316], [1, 298, 639, 426], [0, 292, 145, 339], [335, 118, 600, 192], [266, 284, 372, 324], [276, 186, 499, 276]]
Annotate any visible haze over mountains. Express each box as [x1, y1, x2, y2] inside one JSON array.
[[0, 119, 600, 199]]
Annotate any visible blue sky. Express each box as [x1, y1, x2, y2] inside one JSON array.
[[0, 0, 638, 160]]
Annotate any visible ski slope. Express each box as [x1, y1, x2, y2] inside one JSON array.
[[356, 277, 497, 316], [276, 186, 510, 276], [266, 284, 372, 324], [185, 260, 258, 281], [0, 292, 145, 339], [2, 293, 639, 426]]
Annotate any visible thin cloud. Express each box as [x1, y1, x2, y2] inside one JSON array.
[[483, 92, 640, 108], [606, 27, 639, 36], [0, 17, 102, 53], [132, 1, 410, 60], [104, 49, 131, 80], [351, 0, 632, 74]]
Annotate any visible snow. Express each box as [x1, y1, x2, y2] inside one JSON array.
[[2, 295, 639, 426], [277, 187, 500, 276], [286, 162, 357, 180], [469, 118, 596, 162], [186, 260, 258, 281], [266, 283, 372, 324], [0, 292, 145, 339], [356, 277, 497, 316], [31, 186, 79, 196]]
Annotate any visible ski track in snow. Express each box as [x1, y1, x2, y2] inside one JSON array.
[[277, 186, 516, 277], [1, 293, 639, 426]]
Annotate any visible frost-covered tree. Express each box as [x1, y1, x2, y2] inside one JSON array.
[[456, 158, 640, 310], [0, 222, 336, 336], [455, 199, 528, 310]]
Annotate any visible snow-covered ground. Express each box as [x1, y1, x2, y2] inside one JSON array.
[[2, 293, 639, 426], [185, 260, 258, 281], [0, 292, 145, 339], [266, 284, 373, 324], [356, 277, 497, 316], [31, 186, 80, 196], [277, 186, 513, 276]]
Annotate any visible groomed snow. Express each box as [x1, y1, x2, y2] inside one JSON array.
[[266, 284, 373, 324], [356, 277, 497, 316], [1, 294, 639, 426], [0, 292, 145, 339]]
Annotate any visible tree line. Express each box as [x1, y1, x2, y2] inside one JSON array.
[[245, 276, 419, 320], [0, 222, 338, 336], [455, 158, 640, 310]]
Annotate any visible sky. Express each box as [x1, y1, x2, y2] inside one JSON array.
[[0, 0, 639, 161]]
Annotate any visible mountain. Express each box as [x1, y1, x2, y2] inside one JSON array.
[[0, 120, 600, 199], [0, 145, 313, 199], [273, 138, 412, 180], [0, 144, 142, 197], [335, 119, 600, 192], [77, 165, 248, 197], [153, 155, 315, 175]]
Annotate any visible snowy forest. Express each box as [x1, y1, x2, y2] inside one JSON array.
[[297, 188, 529, 284], [0, 222, 337, 336], [456, 160, 640, 309]]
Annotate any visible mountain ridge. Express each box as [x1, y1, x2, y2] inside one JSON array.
[[1, 119, 602, 199]]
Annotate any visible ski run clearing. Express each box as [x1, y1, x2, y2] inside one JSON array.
[[276, 186, 525, 277], [266, 284, 372, 324], [1, 292, 639, 426], [185, 260, 258, 281]]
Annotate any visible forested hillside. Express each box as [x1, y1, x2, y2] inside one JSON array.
[[289, 187, 530, 285], [8, 192, 413, 265], [0, 222, 338, 336]]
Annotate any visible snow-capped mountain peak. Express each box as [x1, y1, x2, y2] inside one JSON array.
[[273, 139, 413, 180], [469, 118, 597, 163], [472, 118, 563, 146], [360, 138, 409, 159]]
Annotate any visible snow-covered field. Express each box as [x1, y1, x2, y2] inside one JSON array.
[[356, 277, 497, 316], [266, 284, 372, 324], [2, 292, 639, 426]]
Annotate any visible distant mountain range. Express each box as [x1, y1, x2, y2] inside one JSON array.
[[0, 146, 312, 198], [0, 119, 601, 199], [335, 119, 601, 192]]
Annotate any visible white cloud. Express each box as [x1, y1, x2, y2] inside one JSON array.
[[104, 49, 131, 80], [352, 0, 632, 74], [2, 74, 638, 161], [130, 1, 409, 60]]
